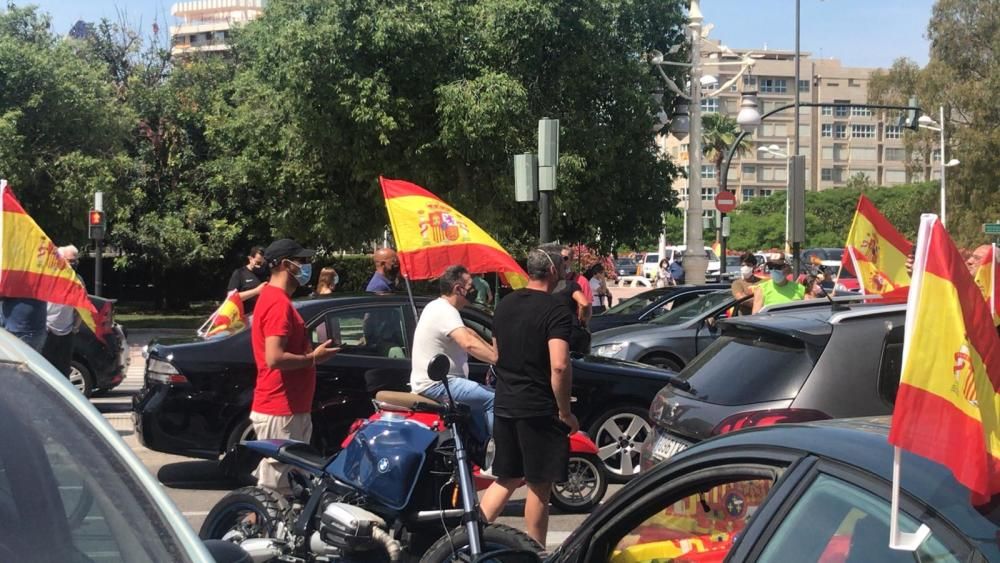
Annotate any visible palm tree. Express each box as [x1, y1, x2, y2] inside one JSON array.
[[702, 112, 753, 188]]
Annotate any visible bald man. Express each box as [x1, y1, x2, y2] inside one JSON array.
[[365, 248, 400, 294], [967, 244, 993, 275]]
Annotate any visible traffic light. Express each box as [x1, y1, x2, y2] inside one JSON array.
[[88, 209, 105, 240], [904, 96, 921, 130]]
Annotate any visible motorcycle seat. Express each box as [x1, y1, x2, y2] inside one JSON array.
[[277, 442, 328, 471], [374, 391, 448, 414]]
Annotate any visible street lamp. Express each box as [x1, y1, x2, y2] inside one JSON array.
[[918, 106, 959, 227]]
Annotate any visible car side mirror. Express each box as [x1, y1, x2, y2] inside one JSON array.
[[203, 539, 252, 563], [473, 549, 543, 563], [427, 354, 450, 382]]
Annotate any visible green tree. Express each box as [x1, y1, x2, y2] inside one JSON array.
[[867, 58, 937, 183], [701, 112, 751, 186]]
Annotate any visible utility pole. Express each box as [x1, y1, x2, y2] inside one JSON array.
[[683, 0, 707, 285]]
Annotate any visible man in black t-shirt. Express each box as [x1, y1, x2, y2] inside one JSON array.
[[480, 244, 576, 547], [227, 246, 269, 311]]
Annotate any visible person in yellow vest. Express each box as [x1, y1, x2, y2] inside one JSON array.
[[752, 253, 805, 314]]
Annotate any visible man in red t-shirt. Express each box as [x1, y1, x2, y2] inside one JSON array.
[[251, 238, 339, 493]]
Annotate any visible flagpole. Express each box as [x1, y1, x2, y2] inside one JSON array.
[[402, 275, 419, 321], [888, 446, 931, 550], [0, 179, 5, 288]]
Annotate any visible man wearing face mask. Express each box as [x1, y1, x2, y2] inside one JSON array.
[[250, 238, 340, 494], [365, 247, 400, 294], [730, 252, 760, 315], [752, 253, 805, 314], [227, 246, 269, 311], [411, 265, 498, 441]]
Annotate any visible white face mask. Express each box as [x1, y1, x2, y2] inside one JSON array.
[[740, 266, 753, 278]]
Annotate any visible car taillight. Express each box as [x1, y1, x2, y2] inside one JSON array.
[[712, 408, 830, 436], [146, 358, 189, 385]]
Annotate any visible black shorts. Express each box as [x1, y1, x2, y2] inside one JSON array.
[[491, 415, 569, 483]]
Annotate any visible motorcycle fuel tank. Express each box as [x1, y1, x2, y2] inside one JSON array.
[[326, 417, 438, 511]]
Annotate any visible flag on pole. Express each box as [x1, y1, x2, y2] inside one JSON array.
[[379, 177, 528, 288], [0, 181, 100, 337], [888, 214, 1000, 505], [199, 290, 246, 338], [711, 240, 722, 260], [972, 243, 999, 326], [841, 195, 913, 297]]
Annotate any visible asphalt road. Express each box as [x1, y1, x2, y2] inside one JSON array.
[[99, 331, 623, 550]]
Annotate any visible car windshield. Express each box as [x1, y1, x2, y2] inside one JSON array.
[[823, 249, 844, 262], [650, 291, 733, 325], [603, 291, 664, 315], [726, 256, 741, 267], [678, 333, 817, 405], [645, 254, 659, 264], [0, 362, 194, 561]]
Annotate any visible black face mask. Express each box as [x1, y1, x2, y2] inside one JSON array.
[[464, 285, 478, 302], [251, 264, 268, 277]]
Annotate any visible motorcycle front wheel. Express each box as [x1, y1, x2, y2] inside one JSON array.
[[199, 486, 284, 541], [419, 523, 541, 563], [550, 453, 608, 513]]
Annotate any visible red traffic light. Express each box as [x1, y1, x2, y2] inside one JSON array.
[[89, 210, 105, 226]]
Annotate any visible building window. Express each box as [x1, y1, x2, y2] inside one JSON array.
[[701, 165, 715, 179], [835, 105, 850, 118], [742, 164, 756, 174], [701, 98, 719, 113], [850, 106, 873, 117], [743, 75, 757, 87], [821, 106, 833, 116], [759, 189, 773, 197], [821, 124, 833, 138], [851, 125, 876, 138], [885, 125, 902, 139], [742, 188, 755, 200], [932, 149, 941, 161], [821, 168, 833, 181], [798, 79, 810, 92], [834, 124, 848, 139], [702, 187, 717, 201], [885, 148, 905, 161], [760, 78, 788, 93]]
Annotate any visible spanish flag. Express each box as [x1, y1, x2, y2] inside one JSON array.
[[888, 214, 1000, 503], [841, 195, 912, 296], [711, 240, 721, 260], [972, 244, 999, 326], [0, 181, 100, 336], [200, 290, 246, 338], [379, 177, 528, 288]]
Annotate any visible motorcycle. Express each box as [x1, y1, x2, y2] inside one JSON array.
[[200, 355, 541, 562]]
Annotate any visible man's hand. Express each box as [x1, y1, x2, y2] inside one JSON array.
[[310, 339, 340, 365], [559, 411, 580, 435]]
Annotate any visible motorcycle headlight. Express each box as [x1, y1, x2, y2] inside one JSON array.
[[593, 342, 627, 358]]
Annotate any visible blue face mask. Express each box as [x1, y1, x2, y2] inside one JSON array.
[[770, 269, 786, 283], [290, 261, 312, 286]]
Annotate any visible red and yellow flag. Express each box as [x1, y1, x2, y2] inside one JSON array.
[[888, 214, 1000, 503], [711, 241, 721, 260], [379, 177, 528, 288], [201, 290, 246, 338], [972, 244, 999, 326], [0, 181, 100, 335], [841, 195, 913, 296]]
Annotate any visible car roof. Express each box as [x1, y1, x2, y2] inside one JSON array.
[[696, 418, 998, 534], [719, 302, 906, 346]]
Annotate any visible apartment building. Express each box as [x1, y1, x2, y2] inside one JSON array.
[[660, 43, 935, 215], [169, 0, 265, 56]]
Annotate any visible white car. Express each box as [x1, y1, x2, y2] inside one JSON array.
[[641, 247, 721, 280], [0, 329, 243, 562]]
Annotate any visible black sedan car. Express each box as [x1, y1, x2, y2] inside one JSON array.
[[133, 295, 679, 481], [589, 284, 729, 333], [542, 417, 999, 562], [641, 301, 907, 470], [71, 295, 129, 397]]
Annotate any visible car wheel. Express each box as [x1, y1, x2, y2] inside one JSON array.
[[641, 353, 683, 372], [69, 361, 94, 398], [589, 406, 651, 482], [224, 418, 258, 483]]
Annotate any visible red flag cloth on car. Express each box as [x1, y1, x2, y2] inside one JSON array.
[[379, 177, 528, 288], [841, 195, 913, 296], [202, 290, 246, 338], [888, 214, 1000, 504], [0, 180, 101, 338]]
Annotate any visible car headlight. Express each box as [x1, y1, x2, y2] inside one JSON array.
[[593, 342, 627, 358]]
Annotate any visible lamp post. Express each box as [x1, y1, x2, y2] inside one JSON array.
[[918, 106, 960, 227], [681, 0, 708, 285]]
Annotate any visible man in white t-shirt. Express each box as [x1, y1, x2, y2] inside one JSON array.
[[411, 265, 498, 441]]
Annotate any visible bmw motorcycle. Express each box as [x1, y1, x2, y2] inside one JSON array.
[[200, 355, 540, 562]]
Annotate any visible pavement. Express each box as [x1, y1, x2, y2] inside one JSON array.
[[99, 329, 618, 550]]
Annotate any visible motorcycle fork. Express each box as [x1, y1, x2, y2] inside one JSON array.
[[450, 427, 484, 556]]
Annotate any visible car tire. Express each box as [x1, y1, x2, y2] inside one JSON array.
[[589, 406, 652, 483], [69, 360, 94, 398], [640, 353, 683, 372], [224, 417, 258, 484]]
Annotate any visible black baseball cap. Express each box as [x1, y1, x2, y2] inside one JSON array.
[[264, 238, 315, 264]]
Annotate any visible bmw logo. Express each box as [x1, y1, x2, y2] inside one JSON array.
[[377, 457, 390, 474]]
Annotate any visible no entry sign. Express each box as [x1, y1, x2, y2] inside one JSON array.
[[715, 190, 737, 213]]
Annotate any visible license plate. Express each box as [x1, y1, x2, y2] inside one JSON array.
[[652, 434, 690, 461]]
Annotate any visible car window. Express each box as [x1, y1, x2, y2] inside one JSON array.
[[647, 292, 704, 319], [461, 312, 493, 343], [0, 363, 193, 562], [312, 306, 408, 359], [678, 334, 816, 405], [610, 477, 776, 563], [605, 292, 664, 315], [877, 325, 904, 405], [650, 291, 733, 325], [757, 474, 966, 563]]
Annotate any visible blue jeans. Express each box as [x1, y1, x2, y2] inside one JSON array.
[[12, 330, 46, 354], [422, 377, 494, 443]]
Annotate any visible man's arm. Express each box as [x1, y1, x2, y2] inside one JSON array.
[[265, 335, 339, 369], [751, 285, 765, 314], [238, 283, 265, 303], [450, 327, 498, 364], [549, 337, 579, 434]]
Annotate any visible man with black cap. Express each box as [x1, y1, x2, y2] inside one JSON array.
[[251, 238, 339, 494], [752, 253, 805, 314]]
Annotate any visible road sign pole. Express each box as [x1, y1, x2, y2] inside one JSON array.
[[714, 190, 737, 277], [93, 192, 103, 297]]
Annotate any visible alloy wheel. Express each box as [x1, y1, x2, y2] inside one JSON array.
[[594, 412, 651, 478]]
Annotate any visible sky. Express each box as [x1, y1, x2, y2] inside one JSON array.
[[30, 0, 934, 69]]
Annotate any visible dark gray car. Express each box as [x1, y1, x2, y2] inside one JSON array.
[[590, 290, 751, 371], [641, 302, 907, 470]]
